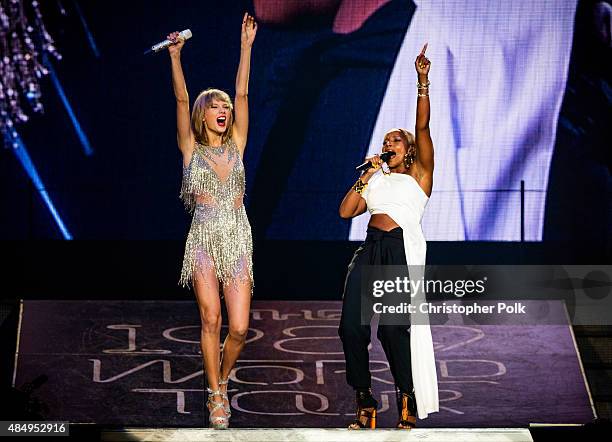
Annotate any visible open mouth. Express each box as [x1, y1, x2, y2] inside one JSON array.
[[216, 116, 226, 127]]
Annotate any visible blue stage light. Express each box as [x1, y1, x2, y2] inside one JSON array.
[[44, 56, 94, 157], [72, 0, 101, 58], [7, 131, 73, 240]]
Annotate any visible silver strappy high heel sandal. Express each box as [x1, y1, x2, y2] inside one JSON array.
[[206, 388, 229, 430], [218, 376, 231, 418]]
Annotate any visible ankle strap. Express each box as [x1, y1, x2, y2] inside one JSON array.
[[356, 388, 373, 398], [219, 377, 229, 385], [355, 389, 377, 407], [395, 386, 415, 395]]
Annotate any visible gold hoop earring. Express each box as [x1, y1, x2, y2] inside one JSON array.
[[404, 153, 415, 168]]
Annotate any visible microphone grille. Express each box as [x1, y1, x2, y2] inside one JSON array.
[[180, 29, 193, 41], [381, 151, 395, 161]]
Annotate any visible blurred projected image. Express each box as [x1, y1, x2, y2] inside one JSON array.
[[2, 1, 608, 242], [246, 0, 609, 241]]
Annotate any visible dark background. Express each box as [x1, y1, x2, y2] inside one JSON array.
[[0, 0, 609, 301], [0, 2, 610, 436]]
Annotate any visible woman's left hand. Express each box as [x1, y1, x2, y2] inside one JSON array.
[[415, 43, 431, 76], [241, 12, 258, 48]]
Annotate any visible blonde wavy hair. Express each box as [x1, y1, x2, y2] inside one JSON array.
[[191, 88, 234, 145]]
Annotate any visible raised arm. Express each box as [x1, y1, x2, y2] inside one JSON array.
[[414, 44, 434, 176], [168, 32, 194, 161], [233, 13, 258, 155]]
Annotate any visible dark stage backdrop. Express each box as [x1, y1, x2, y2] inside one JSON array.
[[0, 0, 609, 243]]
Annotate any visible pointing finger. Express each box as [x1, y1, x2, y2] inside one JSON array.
[[420, 43, 428, 55]]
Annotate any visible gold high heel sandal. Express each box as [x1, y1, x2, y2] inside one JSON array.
[[348, 389, 378, 430], [396, 388, 417, 429]]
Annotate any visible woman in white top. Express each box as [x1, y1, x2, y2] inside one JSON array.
[[338, 44, 437, 429]]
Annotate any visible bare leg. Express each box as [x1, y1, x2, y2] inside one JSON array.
[[193, 264, 226, 425], [219, 270, 252, 409]]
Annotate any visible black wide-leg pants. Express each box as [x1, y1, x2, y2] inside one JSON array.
[[338, 227, 414, 393]]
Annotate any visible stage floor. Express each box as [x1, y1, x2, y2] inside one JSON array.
[[100, 427, 535, 441], [13, 300, 595, 428]]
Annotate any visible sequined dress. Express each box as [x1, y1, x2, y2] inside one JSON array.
[[179, 138, 253, 289]]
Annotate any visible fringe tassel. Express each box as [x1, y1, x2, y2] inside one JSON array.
[[178, 139, 253, 290]]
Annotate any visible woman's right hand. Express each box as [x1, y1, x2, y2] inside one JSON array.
[[167, 31, 185, 57], [360, 154, 382, 181]]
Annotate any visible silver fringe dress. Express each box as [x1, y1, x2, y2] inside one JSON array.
[[179, 138, 253, 289]]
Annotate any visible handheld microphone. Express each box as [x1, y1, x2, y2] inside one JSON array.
[[145, 29, 192, 55], [355, 151, 395, 172]]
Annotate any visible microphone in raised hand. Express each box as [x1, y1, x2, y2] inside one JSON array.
[[144, 29, 192, 55]]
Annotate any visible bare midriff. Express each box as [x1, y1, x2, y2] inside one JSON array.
[[194, 193, 244, 209], [368, 213, 400, 231]]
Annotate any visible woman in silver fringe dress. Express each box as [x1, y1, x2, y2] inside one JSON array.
[[166, 13, 257, 430]]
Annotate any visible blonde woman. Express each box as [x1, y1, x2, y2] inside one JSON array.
[[167, 13, 257, 429]]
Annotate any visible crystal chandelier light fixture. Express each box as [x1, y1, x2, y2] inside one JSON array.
[[1, 0, 61, 146]]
